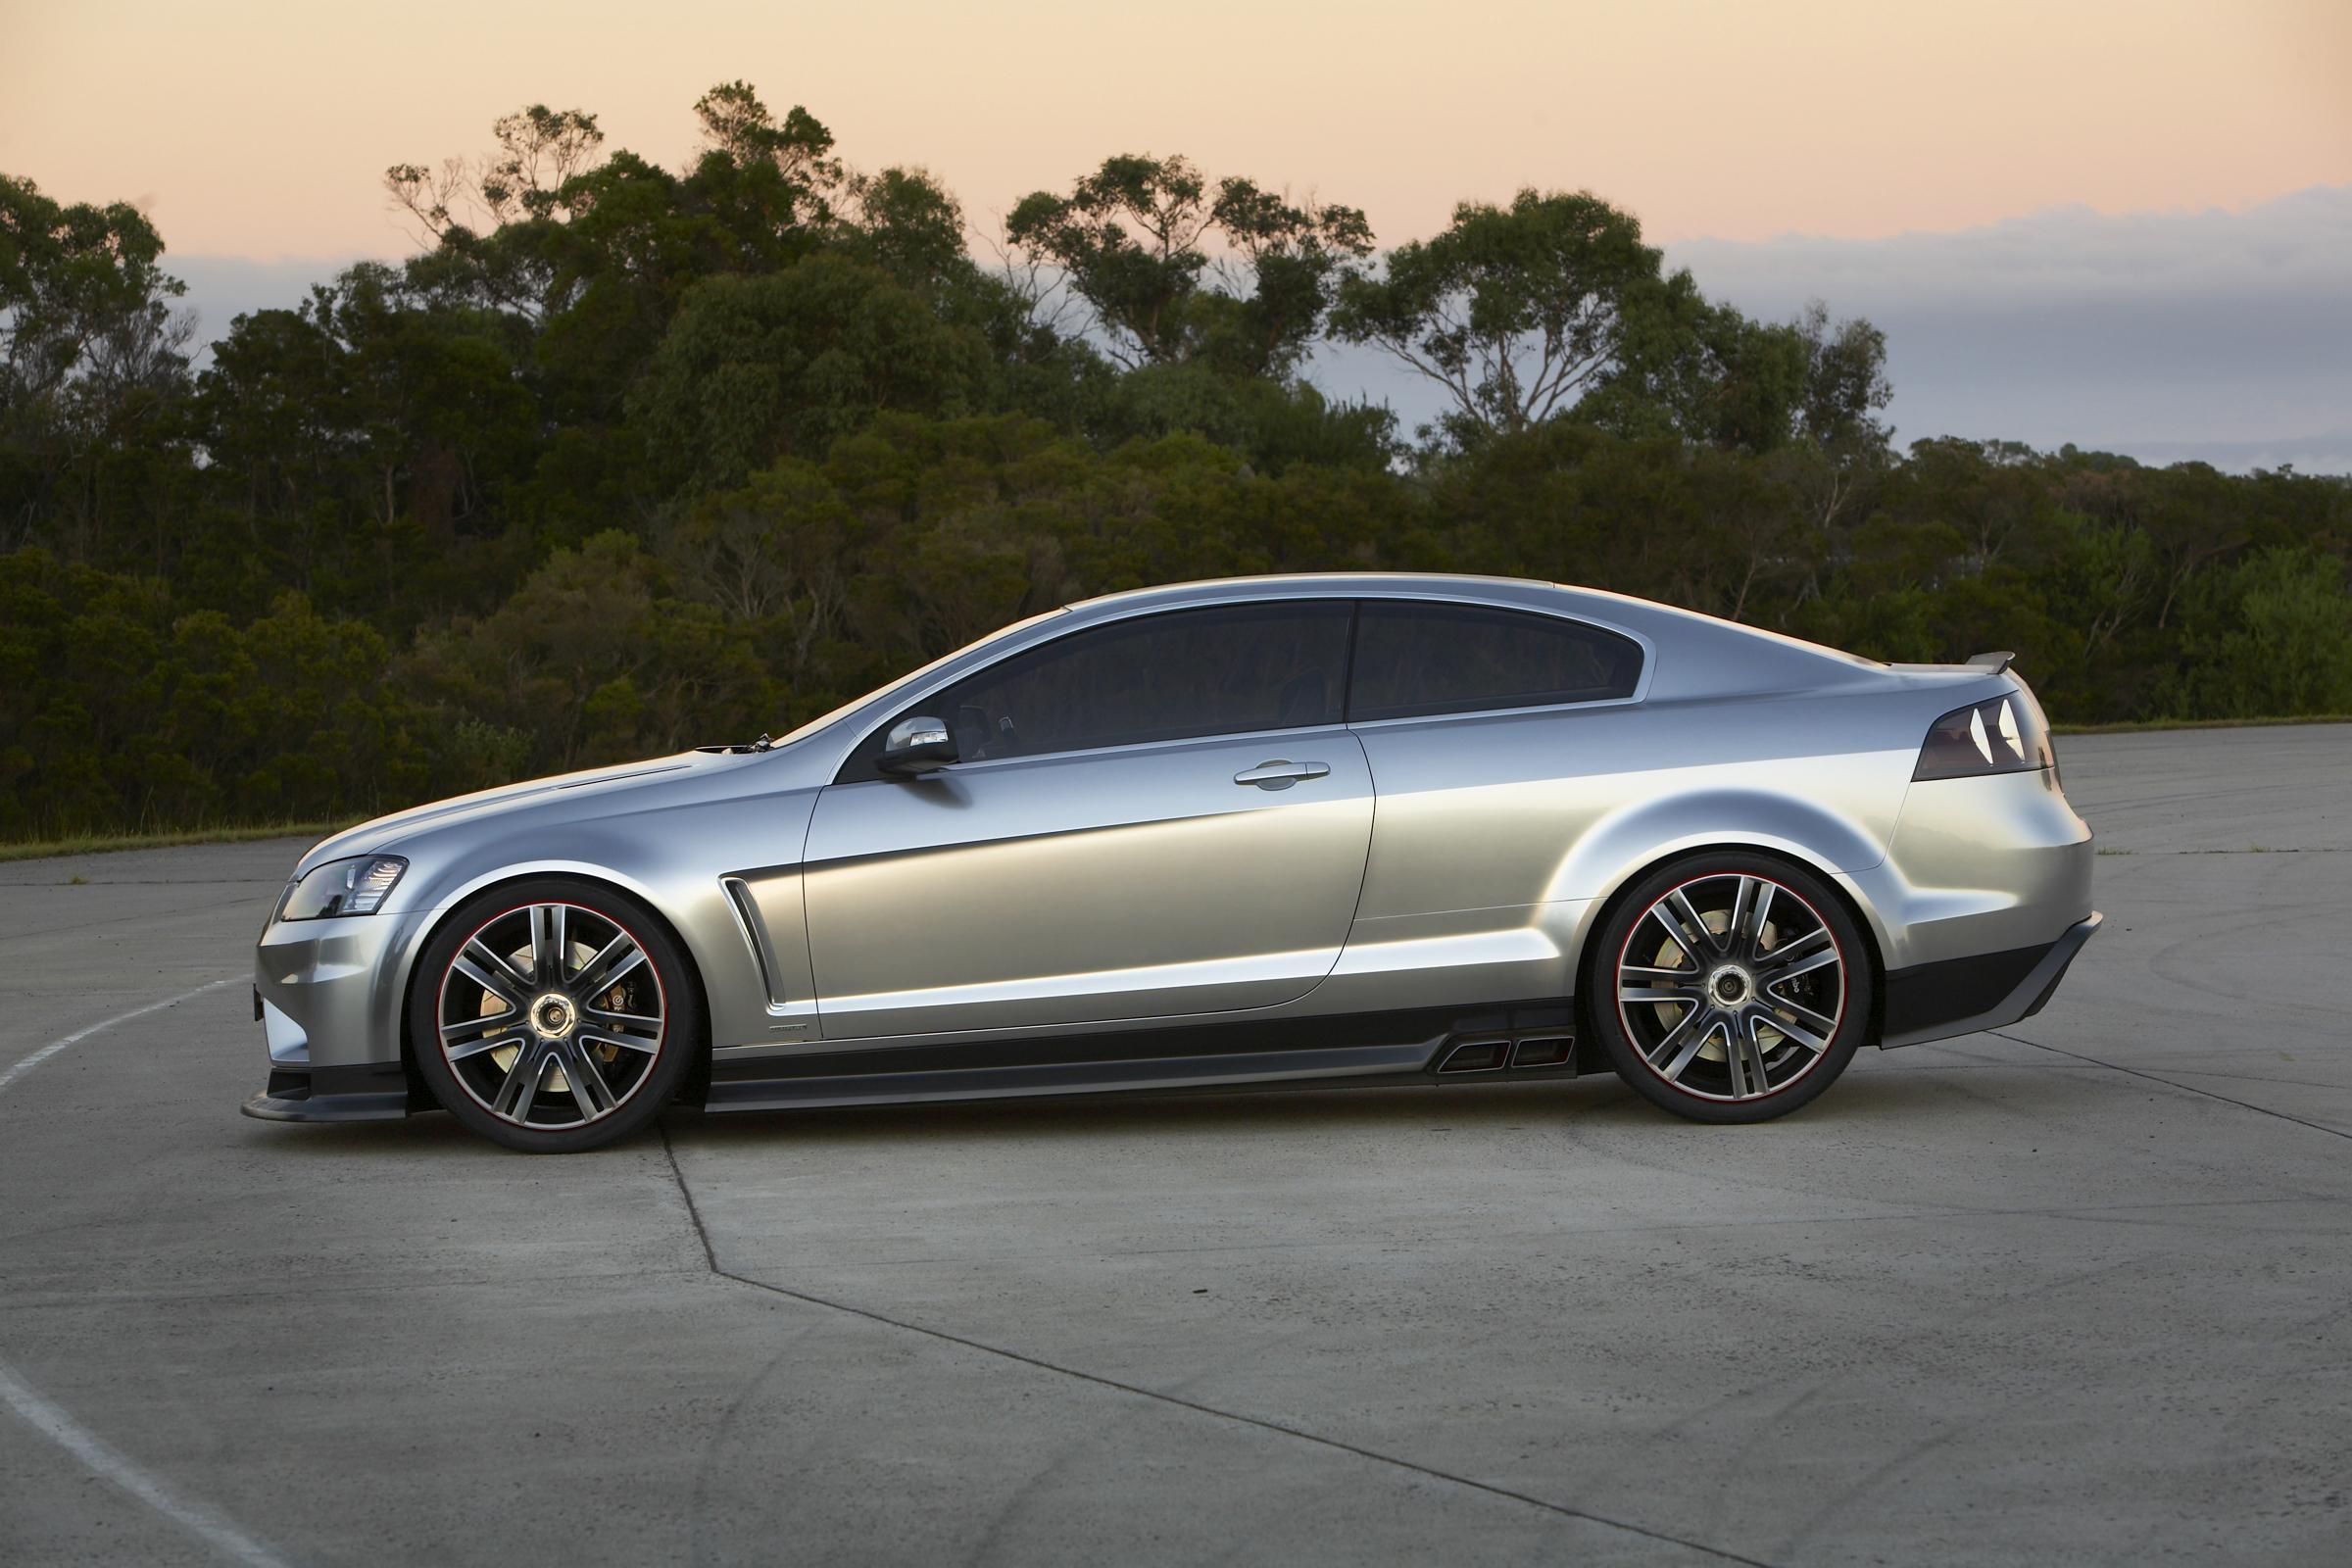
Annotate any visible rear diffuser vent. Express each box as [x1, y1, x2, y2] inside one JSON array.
[[1439, 1041, 1508, 1073], [1511, 1036, 1572, 1068]]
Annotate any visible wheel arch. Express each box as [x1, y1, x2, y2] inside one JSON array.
[[1570, 841, 1887, 1047], [1551, 784, 1892, 996], [397, 867, 716, 1106]]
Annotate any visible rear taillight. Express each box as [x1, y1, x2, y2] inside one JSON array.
[[1913, 693, 2052, 782]]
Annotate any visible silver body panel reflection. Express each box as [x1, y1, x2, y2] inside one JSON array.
[[254, 572, 2095, 1107], [803, 730, 1376, 1037]]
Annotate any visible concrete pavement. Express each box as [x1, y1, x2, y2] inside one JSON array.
[[3, 725, 2348, 1565]]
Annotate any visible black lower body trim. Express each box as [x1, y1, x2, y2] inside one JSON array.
[[241, 1061, 419, 1123], [706, 1003, 1583, 1114], [707, 1043, 1438, 1112], [1880, 912, 2103, 1049]]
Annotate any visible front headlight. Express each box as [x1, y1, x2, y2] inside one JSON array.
[[277, 856, 408, 920]]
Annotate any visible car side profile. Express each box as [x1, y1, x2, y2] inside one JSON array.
[[244, 573, 2100, 1152]]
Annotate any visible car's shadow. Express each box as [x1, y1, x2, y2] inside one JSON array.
[[673, 1076, 1632, 1145], [238, 1054, 2113, 1158]]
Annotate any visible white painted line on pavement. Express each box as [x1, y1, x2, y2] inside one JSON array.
[[0, 977, 242, 1096], [0, 974, 292, 1568], [0, 1362, 293, 1568]]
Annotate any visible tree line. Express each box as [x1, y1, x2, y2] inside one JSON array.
[[4, 82, 2347, 841]]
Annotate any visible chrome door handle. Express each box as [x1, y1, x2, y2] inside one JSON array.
[[1233, 760, 1330, 790]]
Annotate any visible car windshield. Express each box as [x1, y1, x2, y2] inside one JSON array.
[[767, 607, 1070, 750]]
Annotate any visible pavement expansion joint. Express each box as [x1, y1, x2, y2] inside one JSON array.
[[652, 1122, 1780, 1568], [1988, 1029, 2351, 1144]]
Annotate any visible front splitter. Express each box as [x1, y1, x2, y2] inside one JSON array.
[[239, 1061, 416, 1122]]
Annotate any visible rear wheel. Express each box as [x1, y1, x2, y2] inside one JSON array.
[[410, 878, 701, 1152], [1589, 853, 1872, 1123]]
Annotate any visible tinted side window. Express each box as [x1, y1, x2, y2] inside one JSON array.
[[1348, 602, 1641, 721], [936, 602, 1354, 762]]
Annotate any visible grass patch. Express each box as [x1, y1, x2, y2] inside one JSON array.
[[0, 820, 352, 863], [2053, 714, 2352, 736]]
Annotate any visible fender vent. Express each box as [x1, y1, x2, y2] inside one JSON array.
[[720, 876, 785, 1006]]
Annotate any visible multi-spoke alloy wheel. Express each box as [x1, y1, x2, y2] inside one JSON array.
[[411, 879, 700, 1152], [1590, 854, 1873, 1123]]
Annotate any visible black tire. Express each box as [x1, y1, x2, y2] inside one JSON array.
[[1587, 852, 1874, 1124], [409, 877, 703, 1152]]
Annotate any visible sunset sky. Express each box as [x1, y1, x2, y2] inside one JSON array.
[[5, 0, 2348, 464]]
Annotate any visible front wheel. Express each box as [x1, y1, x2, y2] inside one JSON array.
[[1588, 854, 1873, 1124], [410, 878, 702, 1152]]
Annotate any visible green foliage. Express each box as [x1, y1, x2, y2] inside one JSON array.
[[2, 86, 2347, 843], [842, 167, 970, 291], [402, 530, 778, 771], [1, 174, 193, 561], [0, 551, 441, 837], [1329, 188, 1667, 445], [634, 257, 990, 489], [2165, 549, 2352, 718], [1008, 153, 1371, 377], [1090, 366, 1397, 474]]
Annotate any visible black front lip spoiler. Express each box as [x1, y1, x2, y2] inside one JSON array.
[[240, 1062, 417, 1123], [1880, 911, 2104, 1050]]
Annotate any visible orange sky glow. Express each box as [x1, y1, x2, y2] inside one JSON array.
[[3, 0, 2347, 263]]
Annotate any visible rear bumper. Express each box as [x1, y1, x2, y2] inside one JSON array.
[[1880, 911, 2102, 1049]]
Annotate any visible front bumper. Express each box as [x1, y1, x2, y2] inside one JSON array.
[[253, 905, 434, 1067], [1880, 910, 2103, 1049], [246, 902, 439, 1122]]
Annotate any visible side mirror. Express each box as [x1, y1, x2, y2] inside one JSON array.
[[880, 715, 957, 776]]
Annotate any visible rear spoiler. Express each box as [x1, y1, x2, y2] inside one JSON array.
[[1967, 651, 2016, 672]]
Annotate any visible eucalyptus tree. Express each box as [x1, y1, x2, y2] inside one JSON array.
[[0, 174, 193, 555], [1006, 154, 1371, 378], [1329, 188, 1665, 448]]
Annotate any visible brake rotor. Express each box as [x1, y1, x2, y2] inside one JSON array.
[[1653, 906, 1787, 1060], [483, 939, 624, 1091]]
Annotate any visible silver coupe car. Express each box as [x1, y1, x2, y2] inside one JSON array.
[[244, 573, 2100, 1152]]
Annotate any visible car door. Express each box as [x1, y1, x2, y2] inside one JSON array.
[[802, 601, 1374, 1040]]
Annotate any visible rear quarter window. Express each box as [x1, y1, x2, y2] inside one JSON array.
[[1348, 601, 1642, 721]]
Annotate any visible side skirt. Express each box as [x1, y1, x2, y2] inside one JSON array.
[[704, 1003, 1583, 1114]]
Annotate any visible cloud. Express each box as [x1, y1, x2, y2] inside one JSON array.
[[1670, 185, 2352, 466], [1675, 186, 2352, 310]]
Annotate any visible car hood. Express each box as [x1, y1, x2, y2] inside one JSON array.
[[295, 749, 755, 876]]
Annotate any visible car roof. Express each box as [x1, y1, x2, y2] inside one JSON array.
[[1065, 571, 1581, 615]]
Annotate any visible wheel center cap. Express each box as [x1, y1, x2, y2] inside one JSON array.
[[1707, 965, 1753, 1006], [531, 994, 576, 1037]]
